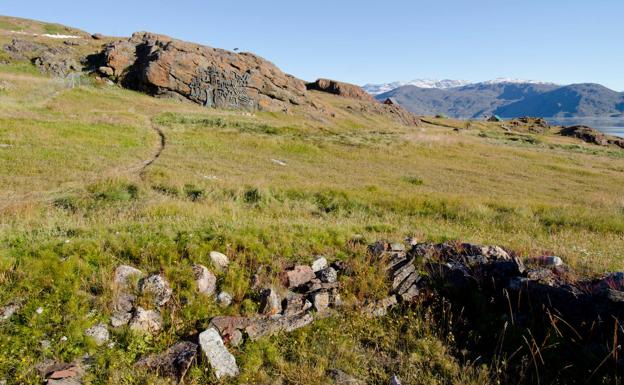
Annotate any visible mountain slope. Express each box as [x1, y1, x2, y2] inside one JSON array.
[[378, 82, 558, 118], [377, 81, 623, 118], [495, 83, 624, 118]]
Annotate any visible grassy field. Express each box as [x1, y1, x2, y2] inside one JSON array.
[[1, 41, 624, 384]]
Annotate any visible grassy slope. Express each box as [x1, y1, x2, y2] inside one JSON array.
[[1, 24, 624, 384]]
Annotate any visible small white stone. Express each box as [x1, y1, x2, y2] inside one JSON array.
[[193, 264, 217, 296], [311, 257, 328, 272], [85, 323, 110, 346], [210, 251, 230, 269], [546, 256, 564, 267], [217, 292, 233, 307], [60, 336, 68, 342], [36, 307, 43, 314]]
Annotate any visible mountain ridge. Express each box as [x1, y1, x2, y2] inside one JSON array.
[[376, 81, 624, 118]]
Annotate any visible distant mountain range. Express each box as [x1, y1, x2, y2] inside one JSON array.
[[365, 79, 624, 119]]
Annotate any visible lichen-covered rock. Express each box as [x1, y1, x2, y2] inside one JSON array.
[[210, 251, 230, 269], [135, 341, 198, 382], [316, 267, 338, 283], [84, 323, 109, 346], [97, 32, 307, 112], [140, 274, 172, 307], [217, 292, 233, 307], [199, 328, 239, 379], [129, 307, 162, 334]]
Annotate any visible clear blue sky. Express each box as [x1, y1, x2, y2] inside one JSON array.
[[2, 0, 623, 90]]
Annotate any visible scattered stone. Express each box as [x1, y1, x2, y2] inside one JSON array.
[[140, 274, 172, 307], [260, 288, 281, 315], [545, 256, 564, 267], [0, 303, 20, 320], [390, 243, 406, 252], [390, 374, 402, 385], [327, 368, 363, 385], [199, 328, 239, 379], [400, 284, 420, 302], [85, 323, 109, 346], [316, 267, 338, 283], [282, 292, 312, 316], [391, 263, 416, 292], [363, 295, 398, 318], [229, 330, 243, 347], [311, 291, 330, 313], [91, 33, 103, 40], [282, 265, 316, 288], [245, 313, 313, 341], [113, 265, 143, 287], [136, 341, 198, 383], [193, 264, 217, 296], [98, 66, 114, 77], [210, 251, 230, 269], [110, 292, 136, 327], [129, 307, 162, 334], [40, 339, 51, 350], [217, 292, 233, 307], [311, 256, 328, 272], [271, 159, 287, 166], [36, 307, 44, 314]]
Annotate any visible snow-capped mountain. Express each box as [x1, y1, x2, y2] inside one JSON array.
[[363, 78, 557, 95], [362, 79, 471, 95], [480, 78, 557, 86]]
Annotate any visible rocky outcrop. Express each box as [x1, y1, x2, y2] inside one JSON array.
[[96, 32, 307, 111], [560, 125, 624, 149], [307, 79, 376, 103], [3, 38, 79, 77]]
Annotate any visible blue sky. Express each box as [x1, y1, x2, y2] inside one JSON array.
[[2, 0, 623, 90]]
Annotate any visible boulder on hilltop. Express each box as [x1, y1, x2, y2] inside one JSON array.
[[307, 78, 376, 103], [96, 32, 308, 111]]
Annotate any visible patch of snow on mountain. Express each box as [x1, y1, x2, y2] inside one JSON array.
[[363, 79, 471, 95]]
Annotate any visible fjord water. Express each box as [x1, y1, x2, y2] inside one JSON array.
[[547, 117, 624, 138]]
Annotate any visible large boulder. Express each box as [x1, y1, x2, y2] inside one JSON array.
[[307, 79, 376, 103], [97, 32, 308, 111]]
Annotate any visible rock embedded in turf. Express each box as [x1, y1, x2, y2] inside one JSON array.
[[326, 368, 363, 384], [363, 295, 398, 318], [282, 265, 316, 288], [140, 274, 172, 307], [217, 292, 233, 307], [210, 251, 230, 269], [193, 264, 217, 296], [129, 307, 162, 334], [311, 256, 328, 272], [0, 303, 20, 321], [84, 323, 109, 346], [113, 265, 143, 287], [199, 328, 239, 379], [135, 341, 198, 382]]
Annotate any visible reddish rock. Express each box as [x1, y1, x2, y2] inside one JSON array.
[[307, 79, 376, 103], [98, 32, 307, 112], [281, 265, 316, 288]]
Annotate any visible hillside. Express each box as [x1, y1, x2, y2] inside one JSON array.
[[1, 15, 624, 385], [377, 81, 624, 118]]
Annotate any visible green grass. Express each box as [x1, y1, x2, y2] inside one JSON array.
[[1, 60, 624, 384]]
